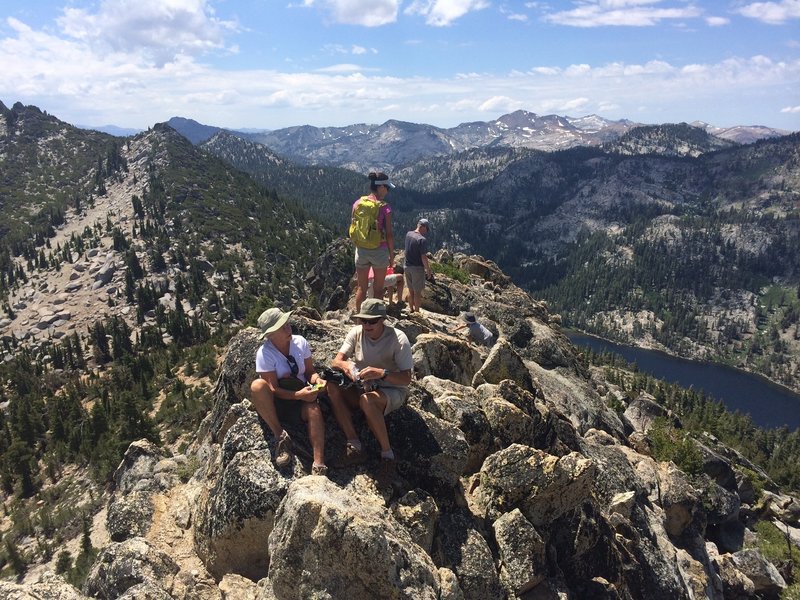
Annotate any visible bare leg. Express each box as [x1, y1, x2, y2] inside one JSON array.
[[250, 378, 284, 438], [372, 267, 387, 303], [302, 402, 326, 466], [408, 289, 420, 312], [355, 267, 371, 313], [359, 391, 391, 452], [326, 382, 360, 441]]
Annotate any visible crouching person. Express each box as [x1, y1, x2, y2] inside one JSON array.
[[250, 307, 328, 476], [327, 299, 412, 471]]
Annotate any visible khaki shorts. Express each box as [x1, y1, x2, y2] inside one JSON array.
[[355, 246, 390, 269], [379, 385, 408, 415], [404, 266, 426, 293]]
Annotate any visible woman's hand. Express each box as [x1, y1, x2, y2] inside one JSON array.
[[296, 386, 319, 403]]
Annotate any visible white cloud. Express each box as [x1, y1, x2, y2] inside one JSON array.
[[540, 97, 590, 112], [781, 105, 800, 112], [316, 63, 378, 73], [2, 13, 798, 130], [478, 95, 524, 112], [737, 0, 800, 24], [405, 0, 490, 27], [56, 0, 238, 67], [324, 43, 376, 55], [305, 0, 399, 26], [705, 16, 730, 26], [543, 1, 703, 27]]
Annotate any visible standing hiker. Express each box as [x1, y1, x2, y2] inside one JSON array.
[[404, 218, 433, 313], [349, 172, 395, 313]]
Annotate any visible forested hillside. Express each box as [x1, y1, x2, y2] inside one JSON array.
[[0, 102, 333, 580], [426, 133, 800, 392]]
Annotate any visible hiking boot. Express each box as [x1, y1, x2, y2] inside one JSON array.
[[342, 442, 367, 466], [275, 431, 294, 468], [311, 464, 328, 477]]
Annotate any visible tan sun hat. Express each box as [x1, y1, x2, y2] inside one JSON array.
[[257, 307, 292, 338], [352, 298, 387, 320]]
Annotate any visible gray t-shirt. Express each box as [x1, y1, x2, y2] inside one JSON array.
[[404, 230, 428, 268], [467, 321, 494, 346], [339, 324, 413, 391]]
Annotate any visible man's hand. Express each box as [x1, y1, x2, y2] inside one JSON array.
[[358, 366, 385, 381]]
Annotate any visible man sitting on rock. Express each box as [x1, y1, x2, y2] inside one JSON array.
[[367, 263, 405, 306], [326, 298, 413, 472]]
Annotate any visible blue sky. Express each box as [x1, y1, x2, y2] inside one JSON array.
[[1, 0, 798, 131]]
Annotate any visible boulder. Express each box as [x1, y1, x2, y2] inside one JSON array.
[[492, 508, 547, 596], [0, 572, 85, 599], [304, 238, 353, 312], [194, 449, 288, 581], [434, 510, 504, 600], [714, 552, 756, 599], [624, 392, 668, 434], [391, 489, 440, 553], [95, 261, 116, 285], [471, 338, 534, 391], [219, 574, 260, 600], [107, 491, 154, 542], [82, 537, 179, 599], [432, 392, 494, 474], [112, 439, 166, 494], [454, 256, 510, 286], [695, 440, 738, 491], [412, 333, 483, 386], [419, 276, 460, 315], [658, 463, 706, 540], [477, 444, 596, 528], [731, 549, 786, 597], [761, 491, 800, 525], [116, 582, 173, 599], [386, 404, 470, 490], [268, 477, 442, 600]]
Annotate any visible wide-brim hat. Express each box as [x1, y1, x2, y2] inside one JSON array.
[[462, 312, 476, 323], [352, 298, 387, 320], [258, 307, 292, 338]]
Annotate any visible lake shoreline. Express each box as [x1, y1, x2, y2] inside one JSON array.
[[564, 327, 800, 397], [565, 328, 800, 431]]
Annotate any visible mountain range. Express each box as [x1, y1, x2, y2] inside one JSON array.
[[165, 111, 790, 173]]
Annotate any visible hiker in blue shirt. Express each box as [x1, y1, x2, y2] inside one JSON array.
[[404, 218, 433, 313], [451, 312, 494, 347]]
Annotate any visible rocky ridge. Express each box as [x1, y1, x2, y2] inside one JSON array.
[[3, 247, 798, 599]]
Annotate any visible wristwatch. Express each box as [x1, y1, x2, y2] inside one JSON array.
[[381, 369, 388, 379]]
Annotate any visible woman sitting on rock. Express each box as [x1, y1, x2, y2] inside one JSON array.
[[250, 307, 328, 476]]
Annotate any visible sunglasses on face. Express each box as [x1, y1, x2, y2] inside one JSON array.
[[286, 354, 299, 376], [360, 317, 382, 325]]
